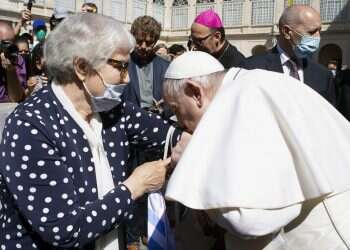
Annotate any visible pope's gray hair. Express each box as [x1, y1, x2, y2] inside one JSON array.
[[163, 71, 226, 97], [44, 13, 135, 84]]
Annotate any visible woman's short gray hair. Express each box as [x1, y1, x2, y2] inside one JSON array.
[[163, 71, 226, 98], [44, 13, 135, 83]]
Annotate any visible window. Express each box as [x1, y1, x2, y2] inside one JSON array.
[[34, 0, 45, 5], [251, 0, 275, 25], [54, 0, 75, 11], [111, 0, 126, 22], [196, 0, 215, 16], [172, 0, 188, 30], [284, 0, 311, 7], [223, 0, 244, 26], [320, 0, 348, 22], [133, 0, 147, 20], [153, 0, 165, 25]]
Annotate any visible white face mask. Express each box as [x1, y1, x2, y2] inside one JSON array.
[[83, 73, 127, 113]]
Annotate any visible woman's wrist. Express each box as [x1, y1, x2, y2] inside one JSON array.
[[123, 176, 145, 200]]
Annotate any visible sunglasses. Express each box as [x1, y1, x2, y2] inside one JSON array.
[[136, 39, 156, 48]]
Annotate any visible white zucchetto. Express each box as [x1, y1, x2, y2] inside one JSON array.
[[164, 51, 224, 79]]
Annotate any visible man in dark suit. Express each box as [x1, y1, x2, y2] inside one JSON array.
[[337, 69, 350, 121], [191, 9, 245, 69], [241, 5, 336, 105], [123, 15, 169, 113]]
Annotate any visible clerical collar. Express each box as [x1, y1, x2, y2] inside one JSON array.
[[213, 40, 229, 61]]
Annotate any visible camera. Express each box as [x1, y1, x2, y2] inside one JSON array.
[[0, 40, 19, 65]]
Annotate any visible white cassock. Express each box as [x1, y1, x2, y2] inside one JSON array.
[[166, 68, 350, 250]]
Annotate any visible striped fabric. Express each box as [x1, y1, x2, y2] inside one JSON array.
[[147, 126, 176, 250], [147, 192, 176, 250]]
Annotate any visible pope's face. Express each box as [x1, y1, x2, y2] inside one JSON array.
[[164, 80, 210, 134]]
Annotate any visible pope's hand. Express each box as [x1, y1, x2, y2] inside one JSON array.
[[171, 132, 191, 167]]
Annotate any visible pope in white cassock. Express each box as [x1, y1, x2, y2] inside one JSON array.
[[163, 51, 350, 250]]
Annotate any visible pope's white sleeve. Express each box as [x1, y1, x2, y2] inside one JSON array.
[[207, 204, 302, 238]]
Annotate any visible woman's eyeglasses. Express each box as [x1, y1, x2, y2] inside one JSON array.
[[107, 58, 129, 80], [107, 58, 128, 71]]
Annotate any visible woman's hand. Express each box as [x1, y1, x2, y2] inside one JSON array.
[[123, 158, 171, 200]]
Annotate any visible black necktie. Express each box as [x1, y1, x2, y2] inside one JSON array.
[[287, 59, 300, 81]]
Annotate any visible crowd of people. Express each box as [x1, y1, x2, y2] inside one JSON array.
[[0, 2, 350, 250]]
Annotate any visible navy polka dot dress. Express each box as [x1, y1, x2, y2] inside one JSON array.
[[0, 85, 181, 249]]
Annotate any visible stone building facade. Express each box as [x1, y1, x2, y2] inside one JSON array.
[[0, 0, 349, 67]]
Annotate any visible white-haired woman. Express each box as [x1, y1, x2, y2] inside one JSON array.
[[0, 14, 184, 250]]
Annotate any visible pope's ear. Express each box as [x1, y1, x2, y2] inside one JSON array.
[[184, 79, 205, 107], [73, 57, 91, 82]]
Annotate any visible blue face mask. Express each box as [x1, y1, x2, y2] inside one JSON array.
[[83, 75, 127, 113], [293, 34, 320, 59]]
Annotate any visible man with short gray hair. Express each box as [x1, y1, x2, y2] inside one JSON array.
[[164, 51, 350, 250]]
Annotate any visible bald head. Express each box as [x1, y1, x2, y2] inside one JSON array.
[[277, 5, 321, 58], [0, 21, 15, 41], [279, 5, 321, 31]]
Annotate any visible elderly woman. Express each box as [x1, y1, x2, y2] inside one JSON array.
[[0, 14, 183, 249]]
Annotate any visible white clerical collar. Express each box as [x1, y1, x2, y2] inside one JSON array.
[[277, 44, 291, 66], [277, 44, 302, 67]]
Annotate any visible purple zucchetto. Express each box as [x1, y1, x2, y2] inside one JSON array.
[[194, 9, 223, 29]]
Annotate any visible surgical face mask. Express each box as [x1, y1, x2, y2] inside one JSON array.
[[35, 30, 47, 42], [291, 30, 320, 58], [83, 74, 127, 113]]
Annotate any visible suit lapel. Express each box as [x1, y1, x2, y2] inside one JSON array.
[[128, 60, 141, 103], [152, 58, 162, 101], [268, 47, 284, 73], [302, 58, 313, 85]]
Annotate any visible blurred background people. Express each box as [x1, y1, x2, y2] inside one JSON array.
[[27, 42, 48, 94], [14, 36, 31, 75], [81, 2, 98, 13], [124, 15, 169, 116], [32, 19, 47, 46], [19, 32, 34, 51], [49, 7, 70, 30], [0, 21, 27, 103], [328, 59, 339, 78], [154, 43, 169, 60], [14, 9, 32, 37], [168, 44, 186, 61]]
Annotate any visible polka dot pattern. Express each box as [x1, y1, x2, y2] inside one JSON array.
[[0, 87, 181, 249]]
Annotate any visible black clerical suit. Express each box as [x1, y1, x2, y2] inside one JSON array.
[[214, 41, 245, 69]]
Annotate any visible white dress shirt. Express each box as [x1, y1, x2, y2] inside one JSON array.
[[277, 45, 304, 83]]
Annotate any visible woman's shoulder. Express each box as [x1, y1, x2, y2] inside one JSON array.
[[4, 86, 61, 133]]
